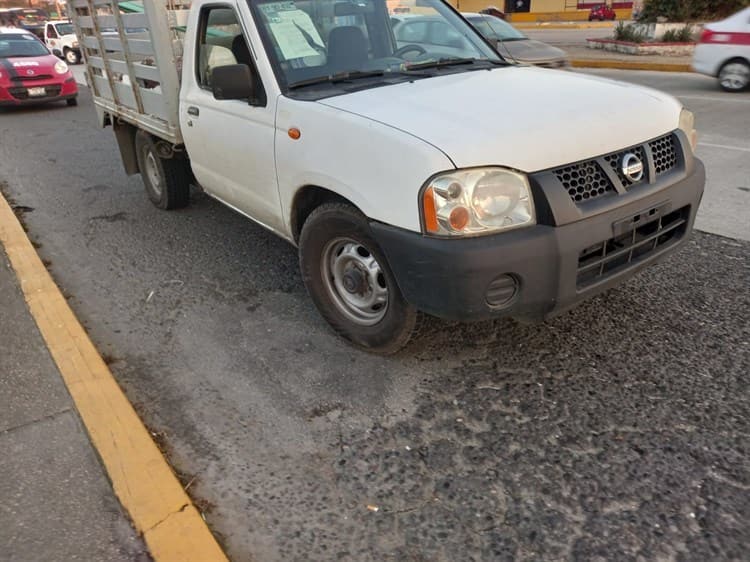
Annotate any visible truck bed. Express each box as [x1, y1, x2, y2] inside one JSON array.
[[69, 0, 190, 144]]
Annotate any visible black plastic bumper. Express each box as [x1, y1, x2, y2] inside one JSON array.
[[372, 160, 705, 322], [0, 93, 77, 107]]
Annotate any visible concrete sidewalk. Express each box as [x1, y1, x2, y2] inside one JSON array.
[[0, 244, 148, 561]]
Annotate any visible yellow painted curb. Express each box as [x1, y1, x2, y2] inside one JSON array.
[[0, 193, 227, 562], [571, 59, 692, 72]]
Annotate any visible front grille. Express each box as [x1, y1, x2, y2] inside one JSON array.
[[554, 161, 613, 203], [576, 205, 689, 288], [8, 85, 62, 100], [649, 134, 677, 174], [11, 74, 54, 82], [551, 132, 681, 205]]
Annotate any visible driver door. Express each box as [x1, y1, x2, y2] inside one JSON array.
[[179, 4, 282, 232], [46, 23, 59, 54]]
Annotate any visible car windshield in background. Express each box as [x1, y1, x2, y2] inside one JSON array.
[[56, 23, 75, 36], [0, 34, 49, 57], [465, 15, 526, 41], [248, 0, 502, 91]]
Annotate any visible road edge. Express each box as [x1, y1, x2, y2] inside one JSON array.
[[571, 59, 692, 72], [0, 192, 227, 561]]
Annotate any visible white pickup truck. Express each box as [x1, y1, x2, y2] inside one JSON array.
[[69, 0, 704, 353], [44, 20, 82, 64]]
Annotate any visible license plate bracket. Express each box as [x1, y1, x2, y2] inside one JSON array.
[[612, 200, 672, 237]]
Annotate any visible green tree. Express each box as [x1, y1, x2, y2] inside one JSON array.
[[639, 0, 750, 21]]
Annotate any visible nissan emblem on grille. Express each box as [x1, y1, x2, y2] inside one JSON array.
[[621, 153, 644, 182]]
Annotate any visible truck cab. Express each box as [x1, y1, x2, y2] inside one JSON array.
[[45, 20, 81, 65], [70, 0, 704, 353]]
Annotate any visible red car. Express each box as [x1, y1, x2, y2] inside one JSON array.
[[0, 27, 78, 107], [588, 4, 617, 21]]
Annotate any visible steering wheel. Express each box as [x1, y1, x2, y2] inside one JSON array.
[[394, 44, 427, 59]]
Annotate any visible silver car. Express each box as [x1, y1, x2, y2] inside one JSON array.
[[462, 13, 569, 68]]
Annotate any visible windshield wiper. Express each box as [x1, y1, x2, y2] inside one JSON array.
[[403, 57, 478, 71], [288, 70, 385, 89]]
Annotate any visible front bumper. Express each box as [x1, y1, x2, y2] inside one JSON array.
[[0, 77, 78, 107], [372, 159, 705, 322]]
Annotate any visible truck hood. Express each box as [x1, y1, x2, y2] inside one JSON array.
[[319, 66, 682, 172]]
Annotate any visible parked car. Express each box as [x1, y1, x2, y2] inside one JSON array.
[[588, 4, 616, 21], [0, 27, 78, 107], [479, 7, 506, 20], [69, 0, 703, 353], [692, 7, 750, 92], [4, 7, 48, 40], [44, 20, 81, 65], [463, 13, 569, 68]]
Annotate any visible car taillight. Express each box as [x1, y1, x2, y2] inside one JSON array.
[[699, 29, 713, 43]]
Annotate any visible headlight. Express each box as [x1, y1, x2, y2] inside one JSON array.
[[421, 168, 535, 236], [54, 61, 69, 75], [679, 108, 697, 152], [72, 41, 79, 48]]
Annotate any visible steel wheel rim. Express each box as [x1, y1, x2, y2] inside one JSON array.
[[321, 237, 389, 326], [144, 149, 162, 197], [720, 63, 749, 90], [65, 50, 76, 64]]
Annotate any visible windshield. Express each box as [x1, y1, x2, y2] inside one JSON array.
[[466, 15, 526, 41], [248, 0, 502, 91], [0, 34, 48, 58], [55, 23, 75, 36]]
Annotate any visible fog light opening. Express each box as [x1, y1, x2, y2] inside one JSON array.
[[485, 274, 519, 309]]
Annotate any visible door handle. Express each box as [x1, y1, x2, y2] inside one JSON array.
[[187, 106, 199, 117]]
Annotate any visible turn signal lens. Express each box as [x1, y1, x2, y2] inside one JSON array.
[[679, 108, 698, 152], [423, 187, 439, 233]]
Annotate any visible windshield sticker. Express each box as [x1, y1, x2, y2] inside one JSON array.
[[260, 2, 324, 60]]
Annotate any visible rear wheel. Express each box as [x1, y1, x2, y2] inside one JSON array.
[[718, 59, 750, 92], [298, 203, 419, 354], [134, 130, 190, 210], [64, 48, 80, 65]]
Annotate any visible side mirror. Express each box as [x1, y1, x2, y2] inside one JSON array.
[[211, 64, 254, 101]]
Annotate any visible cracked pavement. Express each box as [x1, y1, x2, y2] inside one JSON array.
[[0, 77, 748, 561]]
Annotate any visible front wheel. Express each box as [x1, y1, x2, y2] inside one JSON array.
[[718, 60, 750, 92], [299, 203, 420, 354], [134, 130, 191, 210], [64, 48, 80, 65]]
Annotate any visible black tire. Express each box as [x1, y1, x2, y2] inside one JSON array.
[[66, 97, 78, 107], [718, 59, 750, 92], [134, 130, 190, 210], [299, 202, 420, 354], [64, 48, 80, 65]]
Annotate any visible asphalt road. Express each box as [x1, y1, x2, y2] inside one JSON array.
[[1, 71, 748, 561]]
